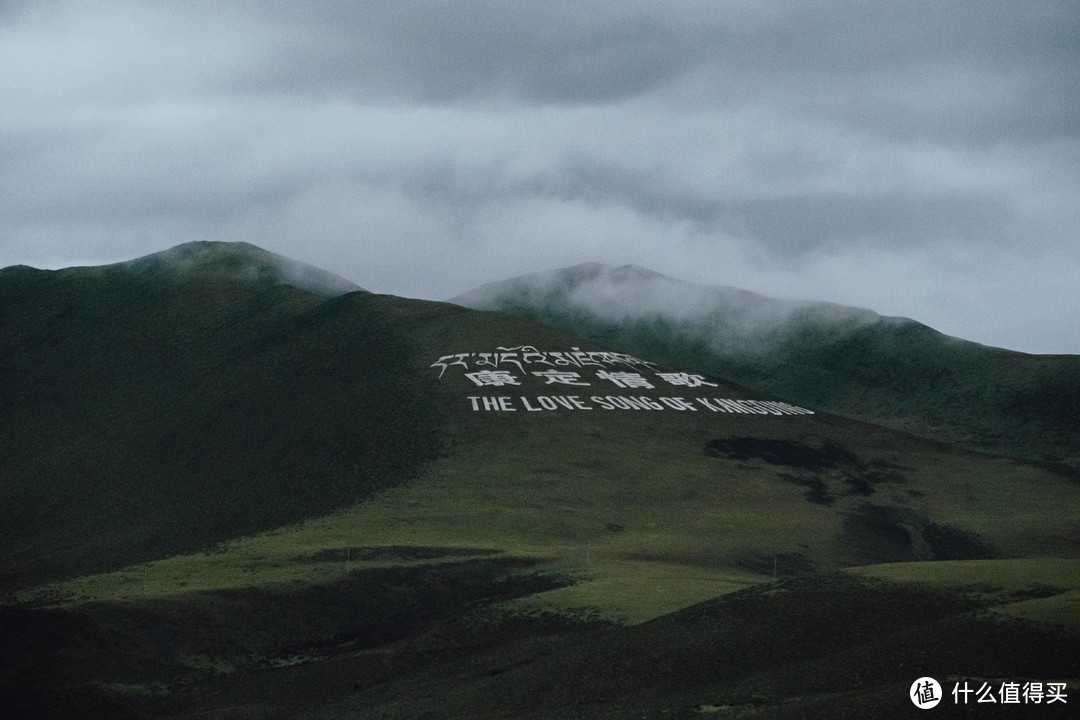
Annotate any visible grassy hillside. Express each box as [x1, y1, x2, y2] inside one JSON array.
[[3, 245, 1077, 718], [452, 263, 1080, 465], [0, 252, 440, 587]]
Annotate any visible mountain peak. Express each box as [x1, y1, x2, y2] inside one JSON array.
[[611, 263, 670, 281], [531, 262, 677, 286], [117, 241, 362, 297], [452, 261, 879, 330]]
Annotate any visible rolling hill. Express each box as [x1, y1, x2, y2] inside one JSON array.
[[452, 263, 1080, 466], [2, 244, 1077, 719], [0, 242, 431, 585]]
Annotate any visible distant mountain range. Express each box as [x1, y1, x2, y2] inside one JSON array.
[[453, 263, 1080, 466]]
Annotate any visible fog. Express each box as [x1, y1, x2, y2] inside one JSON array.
[[2, 1, 1077, 352]]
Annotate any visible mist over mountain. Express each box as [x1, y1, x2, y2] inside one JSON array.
[[117, 241, 363, 297], [454, 263, 1080, 465], [1, 241, 362, 300], [457, 262, 882, 350]]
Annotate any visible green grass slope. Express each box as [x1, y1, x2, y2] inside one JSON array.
[[3, 245, 1078, 718], [452, 263, 1080, 465]]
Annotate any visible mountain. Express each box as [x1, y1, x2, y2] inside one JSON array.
[[453, 263, 1080, 466], [0, 240, 360, 299], [2, 244, 1077, 719], [118, 240, 362, 296], [0, 242, 417, 586]]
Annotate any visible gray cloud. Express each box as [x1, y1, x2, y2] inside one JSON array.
[[217, 0, 1080, 144], [507, 158, 1013, 260], [227, 0, 713, 103], [1, 1, 1078, 353]]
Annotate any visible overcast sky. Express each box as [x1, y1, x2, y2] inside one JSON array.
[[2, 1, 1078, 353]]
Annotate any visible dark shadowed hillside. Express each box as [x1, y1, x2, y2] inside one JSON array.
[[0, 243, 439, 586], [453, 263, 1080, 465]]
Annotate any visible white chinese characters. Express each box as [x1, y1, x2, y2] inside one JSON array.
[[949, 680, 1067, 705], [435, 346, 817, 417], [464, 370, 520, 387]]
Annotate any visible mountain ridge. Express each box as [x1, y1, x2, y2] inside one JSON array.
[[452, 262, 1080, 464], [458, 261, 881, 328], [0, 241, 362, 299]]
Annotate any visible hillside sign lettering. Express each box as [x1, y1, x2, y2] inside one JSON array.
[[432, 347, 814, 417], [430, 346, 658, 378], [466, 395, 813, 415]]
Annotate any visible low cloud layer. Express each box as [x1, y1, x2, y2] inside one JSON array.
[[2, 1, 1078, 352]]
